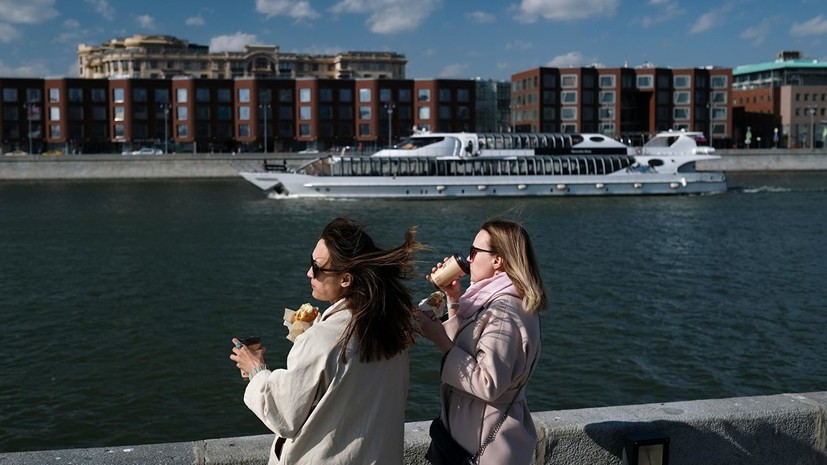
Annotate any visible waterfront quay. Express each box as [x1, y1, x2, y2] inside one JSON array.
[[1, 391, 825, 464], [0, 148, 826, 181]]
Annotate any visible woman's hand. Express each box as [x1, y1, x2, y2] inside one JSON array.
[[414, 312, 453, 353], [230, 337, 267, 374], [432, 258, 462, 303]]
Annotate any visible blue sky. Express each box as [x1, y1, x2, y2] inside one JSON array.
[[1, 0, 825, 80]]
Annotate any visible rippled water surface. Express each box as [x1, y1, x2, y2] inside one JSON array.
[[1, 172, 826, 452]]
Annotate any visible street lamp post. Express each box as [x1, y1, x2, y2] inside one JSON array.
[[384, 102, 395, 148], [260, 103, 270, 153], [707, 101, 714, 147], [161, 104, 170, 154]]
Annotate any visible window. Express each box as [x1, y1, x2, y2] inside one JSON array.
[[599, 75, 616, 88], [299, 88, 311, 103], [674, 75, 691, 88], [320, 88, 333, 102], [359, 123, 370, 136], [458, 89, 469, 102], [113, 88, 124, 103], [49, 88, 61, 103], [177, 106, 188, 121], [114, 123, 124, 138], [300, 124, 311, 136], [637, 75, 653, 88], [599, 91, 616, 104], [542, 107, 557, 120], [439, 105, 451, 119], [339, 105, 353, 120], [561, 123, 577, 133], [339, 88, 352, 102], [217, 88, 231, 102], [48, 107, 60, 121], [398, 89, 411, 102], [238, 88, 250, 103], [239, 124, 250, 136], [176, 88, 188, 103], [561, 107, 577, 120], [239, 106, 250, 120], [561, 91, 577, 104], [599, 107, 615, 120], [69, 88, 83, 102], [542, 90, 557, 104], [279, 106, 293, 119], [359, 88, 371, 102], [259, 89, 272, 103], [380, 88, 392, 103], [92, 89, 106, 103], [598, 123, 615, 136], [711, 92, 727, 104], [542, 74, 557, 88], [417, 89, 430, 102], [418, 106, 430, 119], [439, 89, 451, 101], [177, 124, 188, 137], [50, 124, 61, 138], [673, 91, 690, 105], [673, 107, 690, 120], [133, 88, 147, 102], [359, 106, 371, 119], [300, 106, 312, 120], [92, 106, 106, 120], [561, 74, 578, 87], [196, 88, 210, 102], [711, 75, 728, 88], [154, 89, 169, 103], [711, 107, 727, 120]]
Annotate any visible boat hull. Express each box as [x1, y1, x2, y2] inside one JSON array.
[[239, 171, 727, 199]]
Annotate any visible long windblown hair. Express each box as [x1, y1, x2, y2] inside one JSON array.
[[482, 219, 548, 314], [320, 217, 425, 363]]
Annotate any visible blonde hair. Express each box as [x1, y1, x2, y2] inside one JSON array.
[[482, 219, 548, 314]]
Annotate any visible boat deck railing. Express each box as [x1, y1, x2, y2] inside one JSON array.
[[292, 155, 637, 177]]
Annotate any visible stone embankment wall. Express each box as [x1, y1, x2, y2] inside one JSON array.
[[0, 149, 826, 181], [1, 391, 825, 465]]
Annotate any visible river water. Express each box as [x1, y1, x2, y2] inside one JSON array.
[[1, 172, 826, 453]]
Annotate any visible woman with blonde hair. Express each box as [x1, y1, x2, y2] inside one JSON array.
[[417, 218, 547, 465]]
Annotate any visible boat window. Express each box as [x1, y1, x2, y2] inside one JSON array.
[[393, 136, 446, 150], [648, 159, 664, 167], [589, 136, 606, 143]]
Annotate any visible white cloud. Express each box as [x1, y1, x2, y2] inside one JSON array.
[[0, 22, 21, 42], [437, 63, 469, 78], [209, 32, 258, 52], [791, 15, 827, 37], [331, 0, 440, 34], [467, 11, 495, 23], [63, 18, 80, 29], [0, 58, 51, 77], [85, 0, 114, 21], [641, 0, 683, 28], [0, 0, 59, 24], [135, 14, 155, 29], [689, 4, 732, 34], [516, 0, 618, 23], [186, 15, 205, 26], [741, 18, 774, 45], [256, 0, 319, 20], [546, 51, 593, 67]]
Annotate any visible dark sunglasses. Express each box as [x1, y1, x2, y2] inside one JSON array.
[[310, 254, 343, 279], [469, 245, 496, 260]]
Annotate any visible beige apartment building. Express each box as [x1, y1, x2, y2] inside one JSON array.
[[77, 34, 407, 81]]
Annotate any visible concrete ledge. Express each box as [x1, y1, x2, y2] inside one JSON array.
[[2, 392, 825, 464]]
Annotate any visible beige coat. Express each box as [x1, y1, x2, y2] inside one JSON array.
[[244, 300, 409, 465], [440, 295, 541, 465]]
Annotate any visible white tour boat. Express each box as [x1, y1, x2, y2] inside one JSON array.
[[239, 130, 727, 199]]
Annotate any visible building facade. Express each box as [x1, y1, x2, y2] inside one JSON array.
[[77, 34, 407, 80], [510, 65, 733, 146], [0, 76, 476, 154], [733, 51, 827, 148]]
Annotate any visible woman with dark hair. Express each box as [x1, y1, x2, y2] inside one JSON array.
[[417, 218, 547, 465], [231, 217, 424, 464]]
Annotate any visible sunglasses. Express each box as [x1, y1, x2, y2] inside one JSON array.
[[469, 245, 496, 260], [310, 254, 343, 279]]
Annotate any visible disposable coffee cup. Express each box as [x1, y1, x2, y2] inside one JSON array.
[[428, 253, 471, 289], [237, 335, 262, 381]]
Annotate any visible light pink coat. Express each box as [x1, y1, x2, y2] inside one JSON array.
[[440, 294, 541, 465]]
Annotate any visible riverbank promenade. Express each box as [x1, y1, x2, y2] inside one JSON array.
[[1, 148, 826, 181], [1, 391, 825, 464]]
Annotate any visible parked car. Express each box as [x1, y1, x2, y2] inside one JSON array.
[[123, 147, 164, 155], [4, 150, 28, 156]]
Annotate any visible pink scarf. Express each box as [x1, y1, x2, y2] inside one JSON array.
[[457, 273, 520, 322]]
